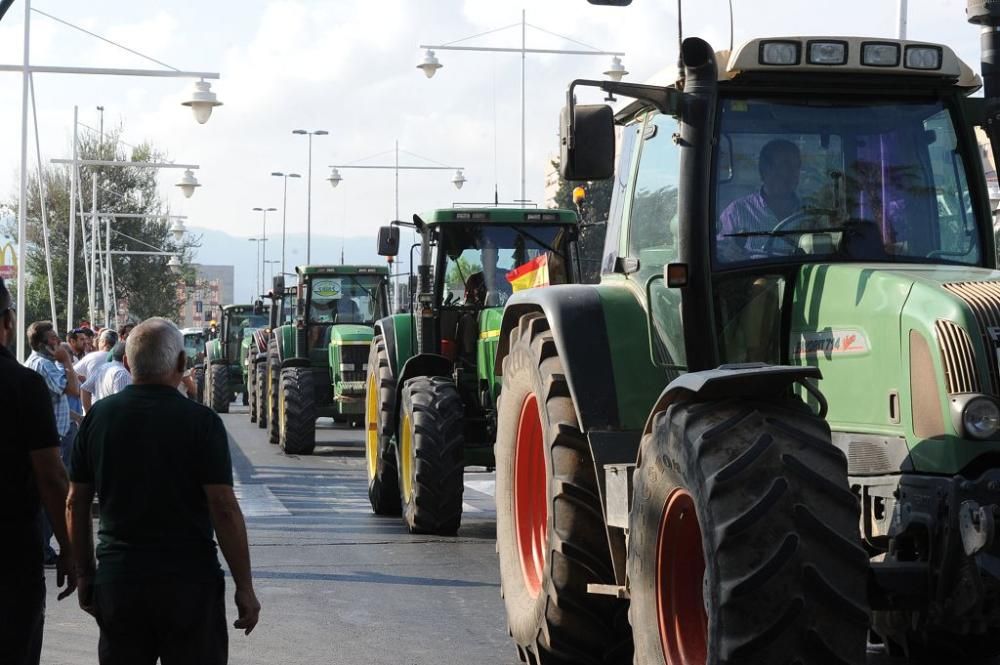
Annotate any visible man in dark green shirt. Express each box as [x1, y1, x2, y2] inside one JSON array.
[[68, 317, 260, 664]]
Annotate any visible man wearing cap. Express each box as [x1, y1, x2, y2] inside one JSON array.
[[0, 278, 77, 664]]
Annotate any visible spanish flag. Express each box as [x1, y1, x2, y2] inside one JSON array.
[[506, 254, 550, 292]]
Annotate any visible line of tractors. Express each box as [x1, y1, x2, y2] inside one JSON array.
[[195, 1, 1000, 662]]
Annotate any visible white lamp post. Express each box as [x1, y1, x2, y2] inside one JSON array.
[[270, 172, 301, 275], [252, 207, 276, 295], [419, 10, 624, 205], [291, 129, 328, 264], [5, 0, 222, 359]]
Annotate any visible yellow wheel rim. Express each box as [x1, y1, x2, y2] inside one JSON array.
[[400, 413, 413, 502], [365, 373, 379, 480]]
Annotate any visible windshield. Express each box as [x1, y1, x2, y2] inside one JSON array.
[[227, 313, 268, 346], [714, 98, 982, 266], [183, 333, 204, 355], [439, 224, 573, 307], [307, 274, 384, 325]]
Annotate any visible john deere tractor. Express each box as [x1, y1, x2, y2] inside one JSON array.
[[263, 265, 390, 454], [364, 207, 580, 534], [203, 303, 268, 413], [181, 327, 207, 402], [249, 278, 297, 429], [491, 5, 1000, 664]]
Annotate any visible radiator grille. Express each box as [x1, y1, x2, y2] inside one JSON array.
[[942, 281, 1000, 396], [934, 319, 981, 395], [336, 344, 370, 383]]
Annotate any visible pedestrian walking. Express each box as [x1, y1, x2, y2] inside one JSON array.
[[25, 320, 81, 562], [66, 328, 88, 361], [0, 278, 77, 665], [80, 342, 131, 411], [68, 317, 260, 665], [74, 329, 118, 386]]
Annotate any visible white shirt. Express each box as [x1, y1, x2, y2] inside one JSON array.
[[74, 349, 110, 382], [81, 361, 131, 405]]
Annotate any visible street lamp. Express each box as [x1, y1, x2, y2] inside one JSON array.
[[292, 129, 329, 264], [169, 218, 187, 242], [270, 171, 301, 275], [419, 10, 625, 204], [327, 168, 342, 188], [247, 237, 268, 297], [252, 208, 276, 295], [182, 79, 223, 125], [265, 259, 280, 283], [175, 169, 201, 198]]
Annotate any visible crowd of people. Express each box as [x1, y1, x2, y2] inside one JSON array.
[[0, 276, 260, 665]]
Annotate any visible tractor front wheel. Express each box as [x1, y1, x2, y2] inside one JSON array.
[[365, 335, 401, 515], [495, 312, 625, 665], [255, 362, 268, 430], [628, 398, 870, 665], [279, 367, 316, 455], [398, 376, 464, 535], [267, 339, 281, 445], [209, 364, 229, 414], [248, 361, 258, 423]]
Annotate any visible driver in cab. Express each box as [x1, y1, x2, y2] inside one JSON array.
[[717, 139, 802, 260]]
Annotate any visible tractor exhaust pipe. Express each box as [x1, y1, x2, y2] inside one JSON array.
[[968, 1, 1000, 171]]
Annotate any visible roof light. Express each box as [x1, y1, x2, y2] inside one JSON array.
[[905, 45, 942, 70], [807, 41, 848, 65], [454, 211, 489, 221], [862, 42, 900, 67], [524, 212, 558, 221], [760, 41, 800, 66]]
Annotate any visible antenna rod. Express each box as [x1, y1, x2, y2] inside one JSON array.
[[676, 0, 685, 87]]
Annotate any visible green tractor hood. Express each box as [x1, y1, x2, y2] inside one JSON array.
[[792, 262, 1000, 474]]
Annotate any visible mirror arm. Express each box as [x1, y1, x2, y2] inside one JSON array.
[[566, 78, 680, 149]]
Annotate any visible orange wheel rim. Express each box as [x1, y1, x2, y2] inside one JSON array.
[[656, 489, 708, 665], [514, 393, 547, 598]]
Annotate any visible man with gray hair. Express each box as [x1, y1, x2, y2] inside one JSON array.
[[74, 329, 118, 384], [68, 317, 260, 664]]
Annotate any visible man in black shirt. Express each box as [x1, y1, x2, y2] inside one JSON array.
[[0, 278, 77, 665], [68, 317, 260, 664]]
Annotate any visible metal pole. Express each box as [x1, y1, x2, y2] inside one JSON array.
[[281, 176, 288, 276], [91, 173, 97, 323], [897, 0, 908, 39], [68, 106, 77, 332], [254, 239, 260, 298], [520, 8, 526, 206], [395, 139, 400, 220], [261, 211, 267, 296], [15, 0, 30, 359], [29, 74, 57, 331], [306, 134, 313, 264], [77, 175, 91, 313], [105, 215, 111, 327]]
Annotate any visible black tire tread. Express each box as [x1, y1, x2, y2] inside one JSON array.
[[366, 336, 401, 515], [209, 364, 229, 414], [280, 367, 316, 455], [255, 361, 268, 429], [267, 339, 280, 444]]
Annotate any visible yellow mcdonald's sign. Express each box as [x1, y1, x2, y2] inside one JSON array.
[[0, 242, 17, 280]]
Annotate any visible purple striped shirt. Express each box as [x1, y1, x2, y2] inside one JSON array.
[[718, 188, 801, 255]]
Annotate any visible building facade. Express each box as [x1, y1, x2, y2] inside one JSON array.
[[177, 264, 234, 328]]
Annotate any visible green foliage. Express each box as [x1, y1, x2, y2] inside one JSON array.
[[549, 158, 613, 283], [445, 256, 482, 291], [1, 125, 200, 330]]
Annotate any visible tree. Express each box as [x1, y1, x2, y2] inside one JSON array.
[[549, 158, 614, 283], [2, 125, 200, 330]]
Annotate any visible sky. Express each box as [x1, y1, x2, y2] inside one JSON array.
[[0, 0, 983, 301]]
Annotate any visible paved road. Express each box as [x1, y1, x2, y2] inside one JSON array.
[[37, 405, 973, 664]]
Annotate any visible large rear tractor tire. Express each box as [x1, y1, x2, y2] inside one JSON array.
[[279, 367, 316, 455], [255, 361, 268, 430], [209, 364, 230, 414], [365, 335, 401, 515], [248, 360, 258, 423], [267, 339, 281, 445], [398, 376, 465, 535], [496, 312, 627, 665], [628, 398, 870, 665]]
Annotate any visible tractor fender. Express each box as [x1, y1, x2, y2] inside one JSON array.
[[273, 324, 297, 363], [373, 313, 415, 378], [497, 285, 621, 432], [641, 363, 825, 436], [281, 357, 311, 370]]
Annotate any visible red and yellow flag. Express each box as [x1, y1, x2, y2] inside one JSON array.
[[506, 254, 550, 292]]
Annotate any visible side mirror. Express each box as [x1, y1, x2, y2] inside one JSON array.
[[253, 299, 264, 315], [272, 275, 285, 294], [560, 103, 615, 181], [378, 225, 400, 256]]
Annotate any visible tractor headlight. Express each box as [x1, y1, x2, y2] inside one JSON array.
[[904, 46, 942, 70], [862, 42, 900, 67], [760, 41, 800, 65], [952, 395, 1000, 440]]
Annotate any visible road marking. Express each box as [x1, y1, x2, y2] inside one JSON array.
[[233, 483, 291, 517], [464, 479, 495, 496]]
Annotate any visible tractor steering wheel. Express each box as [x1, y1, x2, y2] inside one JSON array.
[[760, 209, 834, 256]]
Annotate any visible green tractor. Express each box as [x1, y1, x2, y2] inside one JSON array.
[[181, 326, 207, 402], [202, 303, 268, 413], [249, 280, 297, 429], [364, 207, 580, 534], [263, 265, 390, 455], [490, 14, 1000, 665]]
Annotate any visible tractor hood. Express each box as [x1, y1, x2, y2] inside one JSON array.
[[791, 262, 1000, 474], [329, 325, 374, 344]]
